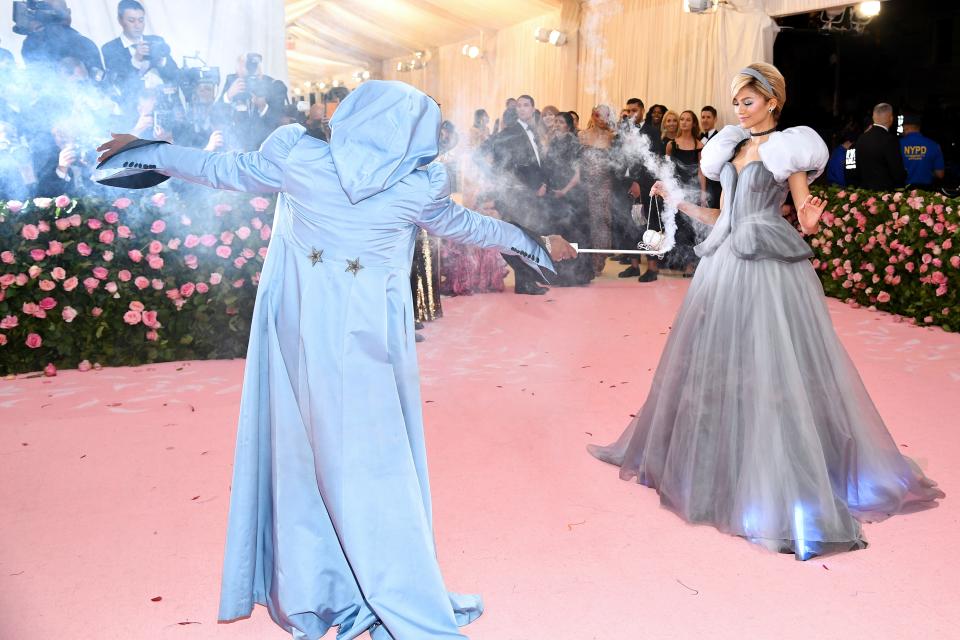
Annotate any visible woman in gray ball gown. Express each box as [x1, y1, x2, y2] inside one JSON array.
[[589, 63, 943, 559]]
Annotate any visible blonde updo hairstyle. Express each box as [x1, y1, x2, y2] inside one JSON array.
[[730, 62, 786, 120]]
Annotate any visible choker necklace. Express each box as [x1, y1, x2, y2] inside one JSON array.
[[750, 126, 777, 137]]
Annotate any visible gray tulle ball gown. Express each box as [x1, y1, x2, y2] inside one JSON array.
[[589, 125, 944, 559]]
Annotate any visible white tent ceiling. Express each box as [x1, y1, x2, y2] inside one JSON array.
[[285, 0, 562, 85]]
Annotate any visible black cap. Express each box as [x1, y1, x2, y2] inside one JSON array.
[[93, 139, 171, 189]]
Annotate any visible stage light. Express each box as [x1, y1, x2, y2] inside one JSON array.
[[533, 27, 550, 43], [318, 81, 327, 89], [302, 80, 311, 88], [548, 29, 566, 46], [396, 61, 404, 72], [361, 70, 371, 80], [683, 0, 716, 13], [467, 45, 481, 59], [461, 44, 470, 56], [856, 1, 881, 18]]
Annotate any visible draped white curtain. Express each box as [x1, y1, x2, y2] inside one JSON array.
[[578, 0, 777, 127], [0, 0, 288, 84]]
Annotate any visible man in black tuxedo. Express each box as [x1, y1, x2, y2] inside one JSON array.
[[699, 105, 721, 208], [490, 94, 551, 294], [101, 0, 178, 116], [854, 103, 906, 191], [614, 98, 653, 277], [20, 0, 103, 79]]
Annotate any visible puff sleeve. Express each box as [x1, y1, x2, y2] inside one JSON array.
[[757, 126, 829, 184], [699, 125, 750, 181]]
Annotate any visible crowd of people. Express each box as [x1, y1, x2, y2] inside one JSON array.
[[435, 96, 725, 293], [0, 0, 302, 201]]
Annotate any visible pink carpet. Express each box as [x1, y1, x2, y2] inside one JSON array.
[[2, 275, 956, 640]]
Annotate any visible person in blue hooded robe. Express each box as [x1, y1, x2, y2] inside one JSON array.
[[95, 81, 575, 639]]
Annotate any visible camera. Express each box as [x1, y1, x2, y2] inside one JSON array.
[[244, 53, 262, 76], [11, 0, 67, 35], [146, 40, 171, 66]]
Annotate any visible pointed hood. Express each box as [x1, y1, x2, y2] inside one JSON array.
[[328, 80, 441, 204]]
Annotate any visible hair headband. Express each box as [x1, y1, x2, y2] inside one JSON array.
[[738, 67, 774, 94]]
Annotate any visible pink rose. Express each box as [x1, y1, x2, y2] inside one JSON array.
[[78, 359, 91, 371], [0, 274, 15, 288], [0, 334, 6, 346], [33, 197, 52, 209], [220, 231, 235, 245], [236, 226, 251, 240], [21, 224, 39, 240], [150, 193, 167, 207], [234, 257, 247, 269], [165, 288, 181, 300], [68, 214, 82, 227], [258, 247, 268, 259], [22, 302, 39, 316], [99, 230, 115, 244], [134, 276, 149, 290], [104, 211, 119, 224], [251, 216, 263, 229], [184, 234, 200, 248], [83, 277, 100, 291], [214, 203, 233, 216], [39, 296, 57, 310], [118, 269, 132, 282], [951, 256, 960, 268], [199, 234, 217, 247], [128, 249, 143, 262], [151, 219, 166, 233], [216, 245, 232, 259], [43, 362, 57, 377], [113, 197, 132, 209], [6, 200, 23, 213], [62, 306, 78, 322], [233, 279, 244, 288], [39, 279, 56, 291], [25, 333, 42, 348], [63, 276, 78, 291], [147, 255, 164, 270], [167, 238, 181, 251], [148, 240, 163, 254], [128, 300, 145, 312], [30, 249, 46, 261], [1, 251, 13, 264], [92, 266, 109, 280], [47, 241, 63, 256], [180, 282, 196, 297], [151, 279, 163, 290], [936, 284, 948, 297], [0, 315, 18, 329], [184, 254, 198, 269], [250, 196, 270, 212], [877, 291, 891, 303], [91, 307, 103, 317], [54, 194, 71, 208], [142, 310, 159, 328], [117, 225, 132, 238], [145, 330, 159, 341], [77, 242, 92, 256], [87, 218, 102, 230], [123, 310, 142, 325], [26, 267, 39, 280], [209, 272, 222, 285], [242, 247, 255, 259], [105, 282, 118, 294], [260, 225, 271, 241], [37, 220, 51, 233], [195, 282, 209, 294]]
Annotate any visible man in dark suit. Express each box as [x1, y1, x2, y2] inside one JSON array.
[[490, 94, 551, 294], [615, 98, 654, 277], [101, 0, 178, 116], [854, 103, 906, 191], [20, 0, 103, 79]]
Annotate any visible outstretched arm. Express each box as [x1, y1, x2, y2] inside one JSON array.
[[788, 171, 827, 235], [95, 124, 305, 193], [650, 180, 720, 226]]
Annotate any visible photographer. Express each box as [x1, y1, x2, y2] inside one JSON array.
[[180, 72, 231, 152], [32, 119, 103, 197], [218, 53, 286, 150], [18, 0, 103, 79], [101, 0, 179, 116]]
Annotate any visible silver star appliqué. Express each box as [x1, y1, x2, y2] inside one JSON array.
[[308, 247, 324, 266], [345, 258, 363, 276]]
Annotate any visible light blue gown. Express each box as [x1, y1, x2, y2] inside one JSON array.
[[96, 81, 554, 639]]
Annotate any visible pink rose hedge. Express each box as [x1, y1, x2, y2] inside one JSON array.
[[0, 191, 274, 374], [806, 187, 959, 331]]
